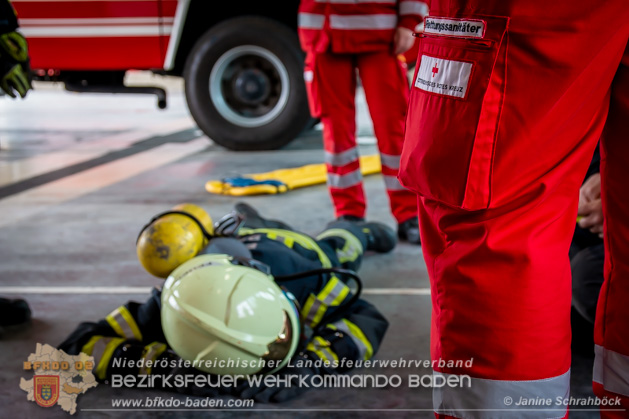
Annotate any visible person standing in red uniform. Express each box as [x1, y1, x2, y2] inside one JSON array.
[[399, 0, 629, 417], [298, 0, 428, 244]]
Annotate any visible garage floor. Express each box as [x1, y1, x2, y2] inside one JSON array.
[[0, 75, 599, 418]]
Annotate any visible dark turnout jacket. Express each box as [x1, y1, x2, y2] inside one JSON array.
[[59, 226, 388, 402]]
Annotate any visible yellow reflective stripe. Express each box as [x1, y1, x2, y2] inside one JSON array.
[[301, 277, 350, 327], [284, 236, 295, 248], [106, 306, 142, 341], [333, 319, 373, 360], [302, 294, 330, 327], [264, 231, 295, 248], [311, 300, 328, 327], [82, 336, 125, 380], [316, 228, 363, 263], [139, 342, 168, 375], [328, 278, 350, 306], [301, 294, 321, 326], [306, 336, 339, 363], [240, 228, 332, 267], [319, 276, 350, 306]]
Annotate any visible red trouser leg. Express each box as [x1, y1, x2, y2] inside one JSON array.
[[593, 46, 629, 418], [357, 51, 417, 223], [399, 1, 629, 417], [312, 52, 365, 219]]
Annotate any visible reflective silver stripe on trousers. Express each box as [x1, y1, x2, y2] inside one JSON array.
[[91, 338, 111, 367], [379, 152, 400, 170], [399, 1, 429, 17], [316, 0, 396, 4], [319, 346, 337, 361], [110, 308, 136, 340], [383, 175, 406, 191], [328, 169, 362, 188], [332, 320, 367, 360], [433, 369, 570, 419], [325, 148, 359, 167], [330, 14, 397, 30], [593, 344, 629, 397], [298, 13, 325, 29], [139, 343, 167, 375]]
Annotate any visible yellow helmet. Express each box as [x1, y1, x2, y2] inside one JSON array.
[[136, 203, 214, 278], [161, 254, 301, 376]]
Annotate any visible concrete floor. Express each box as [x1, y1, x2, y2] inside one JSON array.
[[0, 75, 599, 418]]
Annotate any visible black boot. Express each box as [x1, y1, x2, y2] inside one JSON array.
[[360, 222, 398, 253], [398, 216, 421, 245], [0, 297, 32, 332], [337, 215, 365, 222], [234, 202, 293, 230]]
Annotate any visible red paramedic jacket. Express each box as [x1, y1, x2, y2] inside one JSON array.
[[298, 0, 428, 54]]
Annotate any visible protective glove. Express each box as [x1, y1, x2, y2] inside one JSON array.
[[0, 31, 32, 98], [0, 60, 31, 98], [0, 31, 30, 63]]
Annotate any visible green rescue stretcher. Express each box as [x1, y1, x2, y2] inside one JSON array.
[[205, 154, 382, 196]]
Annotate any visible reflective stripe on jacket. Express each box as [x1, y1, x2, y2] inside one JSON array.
[[298, 0, 428, 53]]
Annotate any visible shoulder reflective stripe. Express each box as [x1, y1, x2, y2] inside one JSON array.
[[105, 306, 143, 341], [327, 168, 362, 189], [316, 228, 364, 264], [298, 13, 325, 29], [433, 369, 570, 418], [240, 228, 332, 268], [383, 175, 407, 191], [325, 148, 359, 167], [82, 336, 125, 381], [329, 14, 397, 30], [139, 342, 168, 376], [379, 152, 401, 170], [594, 344, 629, 397], [399, 1, 429, 17], [263, 231, 295, 248], [306, 336, 339, 363], [332, 319, 373, 360]]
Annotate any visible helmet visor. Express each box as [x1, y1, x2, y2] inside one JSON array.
[[259, 291, 301, 373]]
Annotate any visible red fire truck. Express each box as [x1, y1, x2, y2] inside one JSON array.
[[12, 0, 311, 150]]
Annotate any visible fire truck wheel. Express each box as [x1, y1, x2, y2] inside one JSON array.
[[184, 17, 311, 151]]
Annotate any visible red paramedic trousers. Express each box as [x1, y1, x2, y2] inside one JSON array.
[[308, 50, 417, 223], [399, 1, 629, 417]]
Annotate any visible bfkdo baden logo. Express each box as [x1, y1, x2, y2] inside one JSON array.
[[34, 375, 60, 407], [20, 343, 98, 415]]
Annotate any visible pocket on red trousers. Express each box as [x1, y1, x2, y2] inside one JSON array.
[[400, 15, 509, 210]]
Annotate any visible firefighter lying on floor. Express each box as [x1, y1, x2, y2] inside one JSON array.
[[58, 202, 394, 402]]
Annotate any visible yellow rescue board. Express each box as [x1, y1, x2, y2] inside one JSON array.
[[206, 154, 382, 196]]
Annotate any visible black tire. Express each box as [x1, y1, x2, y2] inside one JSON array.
[[184, 17, 311, 151]]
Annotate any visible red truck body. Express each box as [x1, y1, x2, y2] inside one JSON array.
[[14, 0, 181, 71]]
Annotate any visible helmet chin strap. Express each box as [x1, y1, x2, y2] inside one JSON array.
[[136, 210, 214, 245]]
